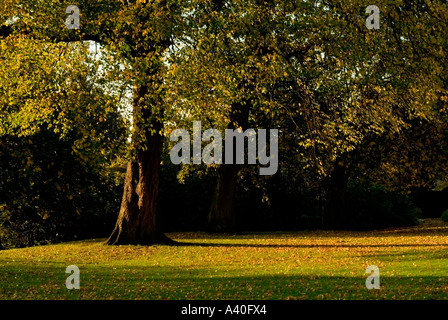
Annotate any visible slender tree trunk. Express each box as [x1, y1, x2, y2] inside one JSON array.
[[323, 158, 349, 229], [208, 102, 249, 233], [208, 163, 240, 232], [107, 83, 174, 245]]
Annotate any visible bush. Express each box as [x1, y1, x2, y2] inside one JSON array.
[[441, 210, 448, 222], [345, 182, 420, 230], [157, 159, 216, 232], [0, 128, 125, 249], [157, 154, 322, 232]]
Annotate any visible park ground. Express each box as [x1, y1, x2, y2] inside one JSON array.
[[0, 219, 447, 300]]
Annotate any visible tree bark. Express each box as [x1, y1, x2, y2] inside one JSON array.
[[323, 158, 349, 229], [106, 129, 171, 245], [208, 102, 249, 233], [107, 84, 174, 245], [208, 163, 240, 232]]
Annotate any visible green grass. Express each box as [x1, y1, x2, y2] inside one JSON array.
[[0, 219, 447, 300]]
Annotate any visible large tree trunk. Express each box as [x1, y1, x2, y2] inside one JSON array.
[[107, 83, 174, 245], [208, 102, 249, 233], [107, 126, 171, 245], [323, 158, 349, 229]]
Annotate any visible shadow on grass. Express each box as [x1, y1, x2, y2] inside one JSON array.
[[173, 241, 448, 248], [0, 262, 446, 299], [167, 222, 448, 241]]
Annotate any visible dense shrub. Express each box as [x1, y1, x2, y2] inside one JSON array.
[[157, 159, 216, 232], [157, 158, 323, 232], [0, 128, 126, 248], [441, 210, 448, 222], [345, 181, 420, 230], [154, 157, 424, 232], [411, 188, 448, 218]]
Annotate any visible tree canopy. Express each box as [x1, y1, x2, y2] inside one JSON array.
[[1, 0, 448, 246]]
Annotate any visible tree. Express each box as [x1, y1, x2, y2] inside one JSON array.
[[204, 0, 447, 229], [0, 33, 128, 247], [104, 1, 180, 245], [3, 0, 447, 242], [1, 0, 181, 245], [251, 0, 448, 228], [317, 0, 448, 228], [169, 0, 300, 232]]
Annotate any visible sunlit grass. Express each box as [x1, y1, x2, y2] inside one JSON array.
[[0, 219, 447, 299]]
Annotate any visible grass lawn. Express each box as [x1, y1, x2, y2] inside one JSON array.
[[0, 219, 447, 300]]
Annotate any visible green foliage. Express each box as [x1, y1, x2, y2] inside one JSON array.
[[2, 0, 448, 240], [0, 17, 130, 248], [0, 127, 126, 248], [345, 181, 420, 230], [441, 210, 448, 222]]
